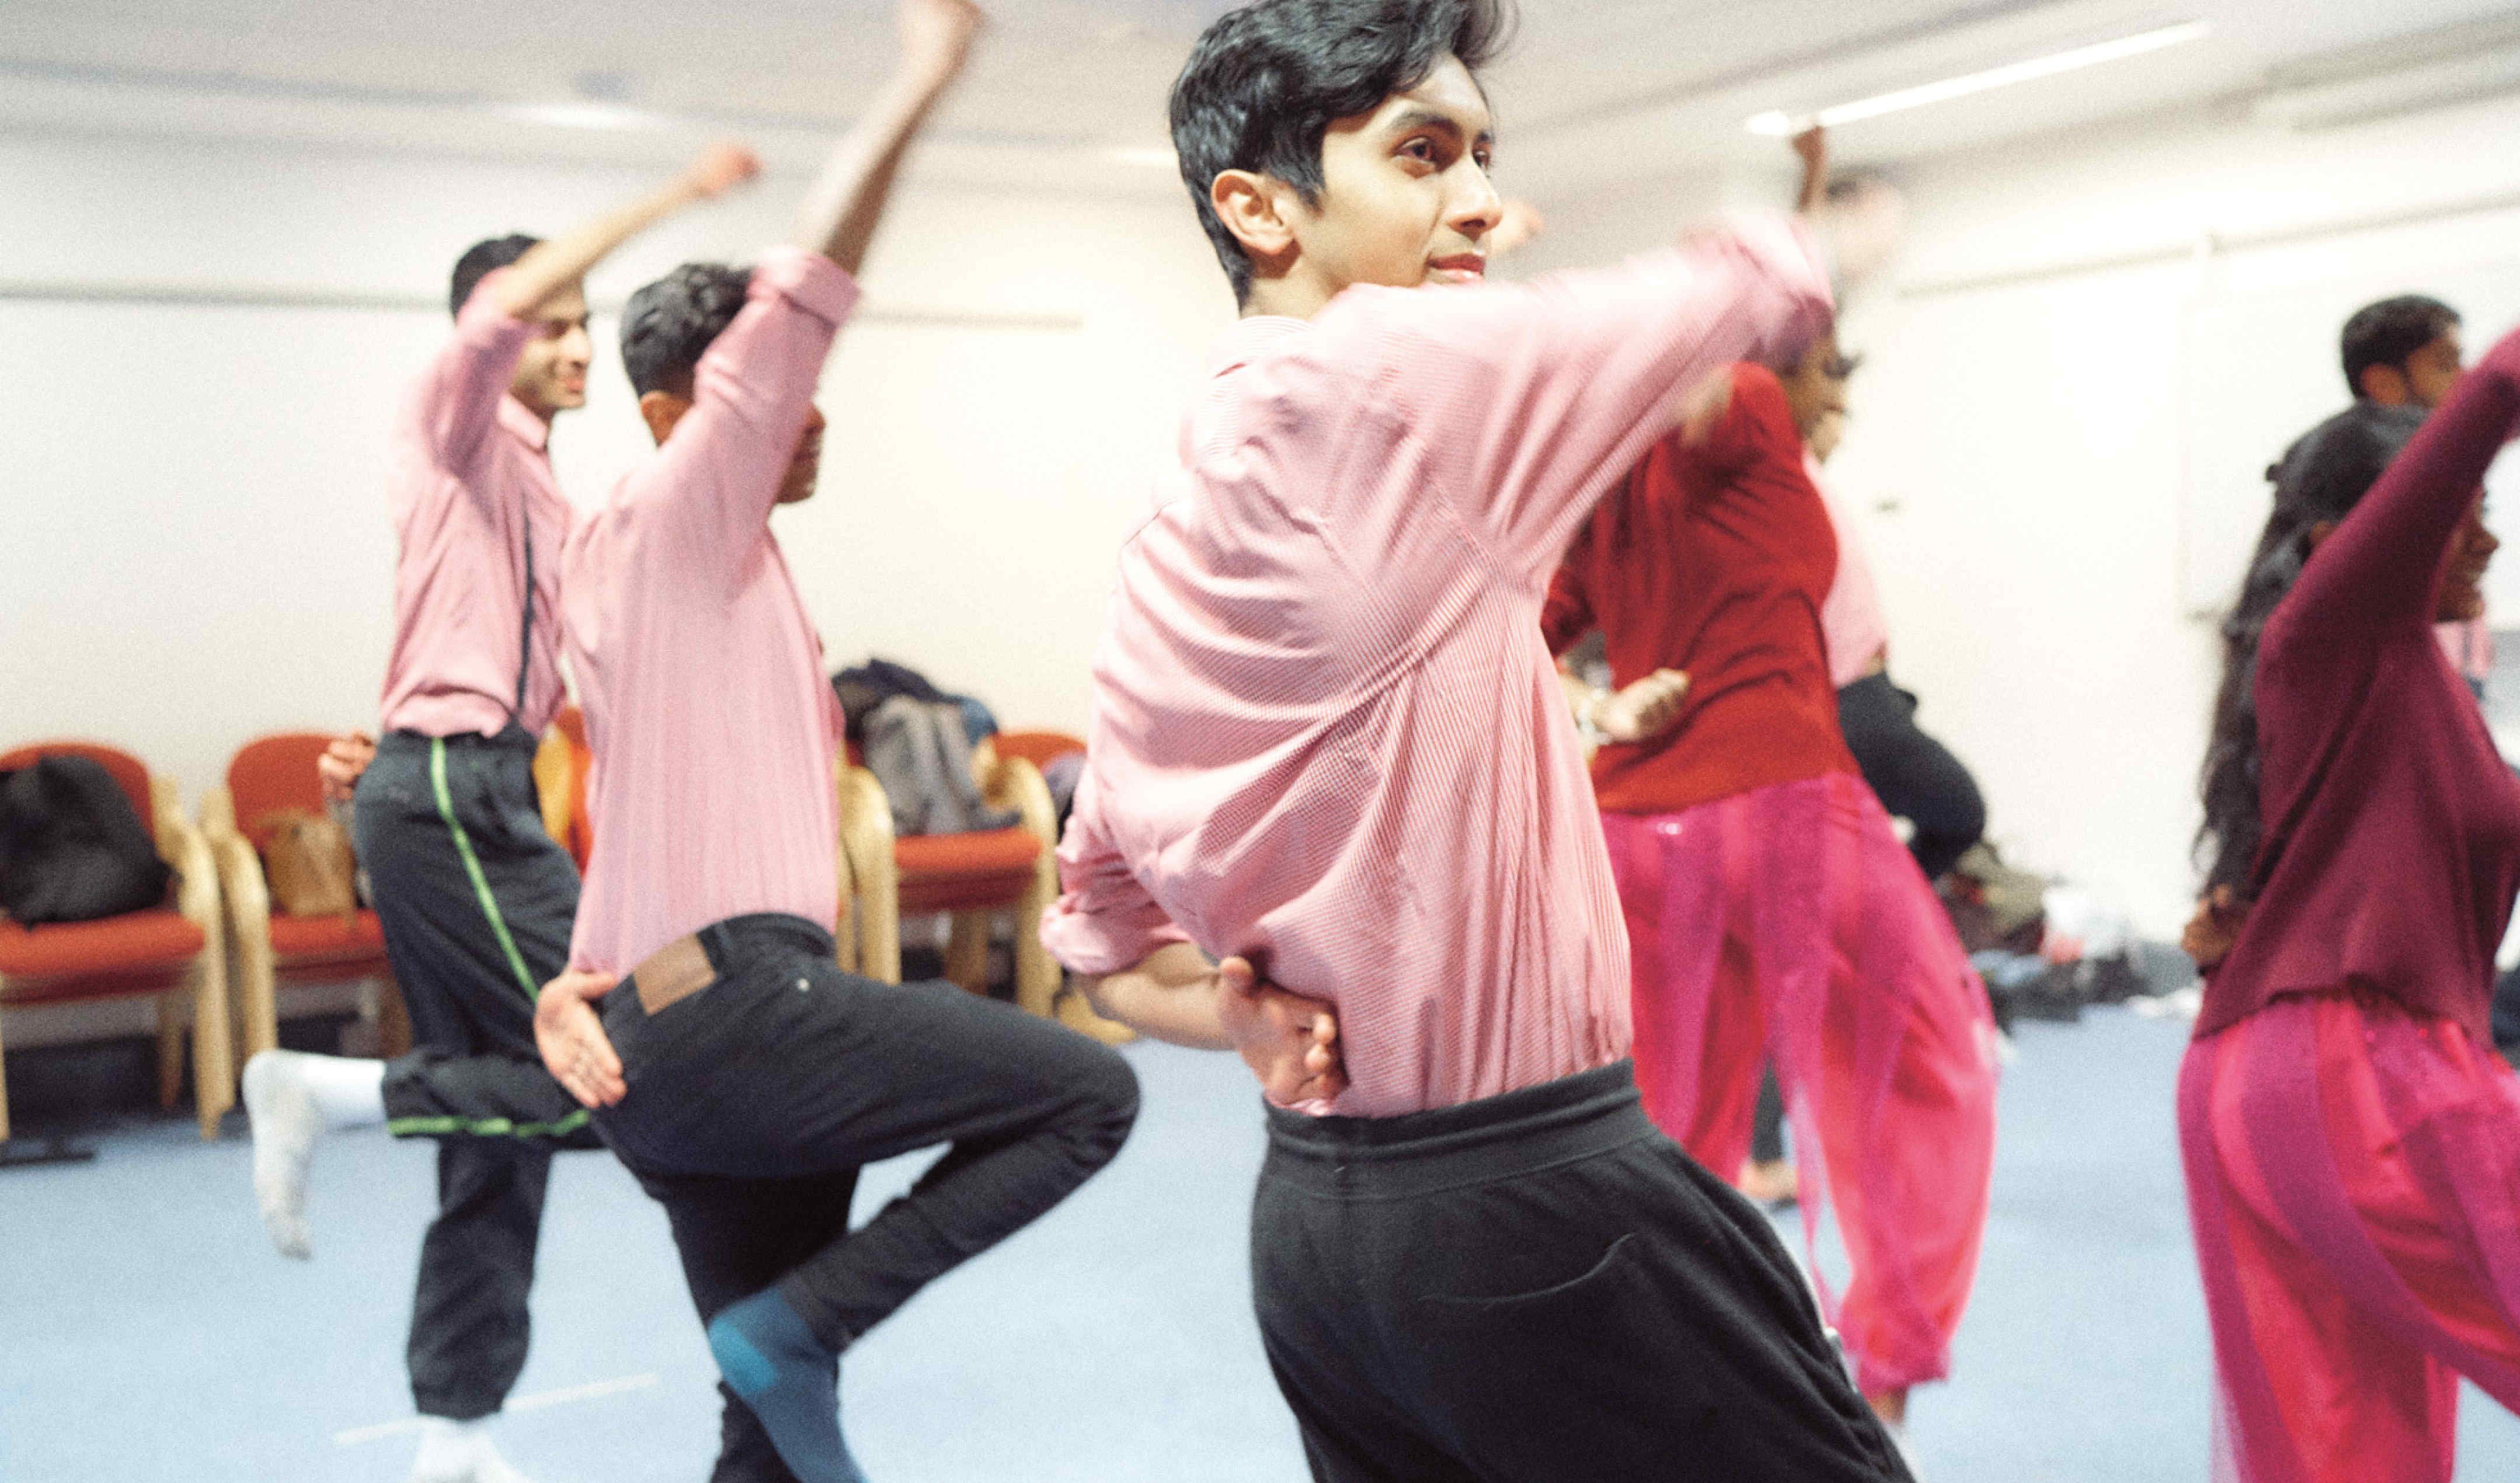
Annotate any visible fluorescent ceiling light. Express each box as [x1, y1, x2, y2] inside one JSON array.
[[1746, 20, 2212, 135], [509, 101, 667, 131], [1106, 145, 1177, 168]]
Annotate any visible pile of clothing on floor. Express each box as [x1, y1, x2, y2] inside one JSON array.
[[831, 658, 1018, 837], [1939, 844, 2181, 1029]]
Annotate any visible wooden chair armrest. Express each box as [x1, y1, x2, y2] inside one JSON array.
[[154, 777, 222, 935], [837, 764, 899, 887], [204, 828, 273, 953], [200, 784, 238, 841], [979, 754, 1059, 849]]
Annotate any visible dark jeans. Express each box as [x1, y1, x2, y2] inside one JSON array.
[[1252, 1061, 1908, 1483], [1836, 672, 1986, 883], [354, 726, 593, 1421], [596, 914, 1139, 1483]]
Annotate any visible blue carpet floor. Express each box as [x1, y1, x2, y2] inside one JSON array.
[[5, 1007, 2519, 1481]]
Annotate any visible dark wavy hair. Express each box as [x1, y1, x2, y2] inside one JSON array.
[[1168, 0, 1515, 303], [619, 262, 754, 397], [448, 234, 539, 319], [2195, 401, 2425, 898]]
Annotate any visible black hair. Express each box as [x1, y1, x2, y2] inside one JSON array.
[[1168, 0, 1515, 302], [449, 234, 540, 319], [2340, 294, 2459, 398], [619, 263, 755, 398], [2195, 400, 2425, 899]]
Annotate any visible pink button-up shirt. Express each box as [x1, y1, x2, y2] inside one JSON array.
[[379, 271, 573, 739], [1812, 455, 1889, 688], [1042, 221, 1833, 1116], [563, 248, 860, 975]]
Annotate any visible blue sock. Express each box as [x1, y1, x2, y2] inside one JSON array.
[[706, 1288, 867, 1483]]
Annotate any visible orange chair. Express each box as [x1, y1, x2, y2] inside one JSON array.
[[0, 741, 232, 1141], [201, 732, 411, 1068], [531, 707, 594, 871], [836, 730, 1128, 1042]]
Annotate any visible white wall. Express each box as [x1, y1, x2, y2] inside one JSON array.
[[15, 85, 2520, 986], [1532, 90, 2520, 937], [0, 133, 1231, 806]]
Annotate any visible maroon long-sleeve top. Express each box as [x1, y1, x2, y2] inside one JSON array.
[[2197, 326, 2520, 1042], [1541, 362, 1857, 816]]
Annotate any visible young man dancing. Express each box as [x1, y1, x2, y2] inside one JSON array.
[[242, 144, 754, 1483], [524, 6, 1138, 1480], [1038, 1, 1912, 1477]]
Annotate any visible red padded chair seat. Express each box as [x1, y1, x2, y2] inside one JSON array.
[[0, 909, 207, 997], [268, 908, 389, 963], [894, 827, 1042, 914]]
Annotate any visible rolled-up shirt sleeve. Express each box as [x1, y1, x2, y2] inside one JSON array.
[[1039, 764, 1192, 976], [413, 269, 537, 479]]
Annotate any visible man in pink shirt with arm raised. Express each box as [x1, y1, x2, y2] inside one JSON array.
[[525, 6, 1136, 1481], [1039, 1, 1911, 1478], [241, 144, 755, 1483]]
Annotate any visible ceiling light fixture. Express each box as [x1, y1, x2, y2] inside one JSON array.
[[1746, 19, 2212, 136], [509, 101, 667, 131]]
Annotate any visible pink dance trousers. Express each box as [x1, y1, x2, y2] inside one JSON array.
[[1601, 772, 1999, 1396], [2181, 988, 2520, 1482]]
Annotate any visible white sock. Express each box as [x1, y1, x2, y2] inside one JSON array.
[[410, 1416, 537, 1483], [243, 1050, 383, 1261], [410, 1416, 483, 1483], [293, 1052, 387, 1129]]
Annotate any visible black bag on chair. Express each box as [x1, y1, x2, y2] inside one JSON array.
[[0, 756, 173, 925]]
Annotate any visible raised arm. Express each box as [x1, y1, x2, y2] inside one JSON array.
[[789, 0, 984, 275], [1323, 215, 1836, 586], [416, 144, 758, 473], [2286, 325, 2520, 640], [639, 1, 984, 569], [1793, 126, 1829, 216], [493, 143, 761, 322]]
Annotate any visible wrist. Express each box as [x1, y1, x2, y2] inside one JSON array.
[[1577, 688, 1611, 746]]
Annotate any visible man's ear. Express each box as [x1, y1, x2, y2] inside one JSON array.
[[638, 389, 690, 447], [2358, 363, 2410, 405], [1212, 169, 1299, 274]]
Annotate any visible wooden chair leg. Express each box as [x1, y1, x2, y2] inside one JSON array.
[[377, 978, 415, 1059], [192, 952, 234, 1140], [155, 990, 186, 1109], [864, 887, 902, 986], [1013, 870, 1061, 1019], [834, 893, 861, 974], [238, 939, 278, 1064], [944, 911, 991, 994]]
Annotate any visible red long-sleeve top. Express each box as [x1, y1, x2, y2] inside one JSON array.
[[1542, 363, 1856, 816], [2197, 326, 2520, 1042]]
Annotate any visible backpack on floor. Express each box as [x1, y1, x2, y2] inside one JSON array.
[[0, 755, 174, 925]]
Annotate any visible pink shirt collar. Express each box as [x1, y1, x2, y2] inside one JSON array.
[[1207, 315, 1312, 378], [497, 395, 551, 452]]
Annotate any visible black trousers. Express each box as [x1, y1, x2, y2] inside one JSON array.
[[1835, 671, 1986, 883], [354, 727, 594, 1421], [1253, 1061, 1908, 1483], [596, 914, 1139, 1483]]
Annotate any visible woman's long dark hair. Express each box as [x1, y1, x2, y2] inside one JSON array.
[[2195, 402, 2425, 899]]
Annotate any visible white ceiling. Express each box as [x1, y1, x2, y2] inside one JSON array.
[[3, 0, 2515, 198]]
